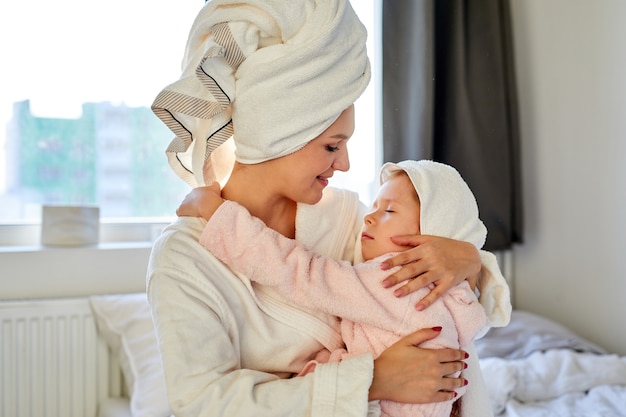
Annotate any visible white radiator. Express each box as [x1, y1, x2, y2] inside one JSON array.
[[0, 298, 122, 417]]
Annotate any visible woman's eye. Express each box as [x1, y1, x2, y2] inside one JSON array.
[[385, 210, 395, 213], [325, 145, 339, 152]]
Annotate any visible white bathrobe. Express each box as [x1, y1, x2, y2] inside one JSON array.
[[147, 187, 508, 417], [148, 187, 373, 417]]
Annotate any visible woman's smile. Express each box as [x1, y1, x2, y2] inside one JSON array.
[[316, 176, 330, 187]]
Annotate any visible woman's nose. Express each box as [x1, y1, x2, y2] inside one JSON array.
[[364, 212, 374, 225], [332, 147, 350, 172]]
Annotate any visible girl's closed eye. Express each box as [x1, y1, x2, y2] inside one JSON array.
[[325, 144, 339, 152]]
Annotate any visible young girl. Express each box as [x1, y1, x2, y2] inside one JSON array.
[[177, 160, 509, 417]]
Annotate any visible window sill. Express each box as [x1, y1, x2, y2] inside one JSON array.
[[0, 219, 170, 246], [0, 241, 153, 301]]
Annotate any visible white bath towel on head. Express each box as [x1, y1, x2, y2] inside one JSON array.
[[152, 0, 371, 187]]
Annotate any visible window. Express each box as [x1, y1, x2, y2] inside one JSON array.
[[334, 0, 381, 207], [0, 0, 379, 239]]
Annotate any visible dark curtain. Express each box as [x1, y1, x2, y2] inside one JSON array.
[[382, 0, 523, 251]]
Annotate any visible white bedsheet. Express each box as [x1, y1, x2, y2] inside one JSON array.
[[477, 310, 626, 417], [480, 350, 626, 416]]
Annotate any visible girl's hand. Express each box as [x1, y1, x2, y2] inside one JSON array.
[[369, 328, 468, 403], [176, 183, 224, 220], [380, 235, 481, 311]]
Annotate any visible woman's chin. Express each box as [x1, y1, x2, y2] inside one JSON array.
[[304, 193, 324, 205], [302, 183, 326, 205]]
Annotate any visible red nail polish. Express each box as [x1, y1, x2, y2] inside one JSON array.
[[432, 326, 442, 332], [464, 379, 469, 386], [464, 362, 468, 369], [464, 352, 469, 359]]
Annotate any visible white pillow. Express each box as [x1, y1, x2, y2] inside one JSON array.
[[89, 293, 171, 417]]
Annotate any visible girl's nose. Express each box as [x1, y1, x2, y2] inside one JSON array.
[[364, 212, 374, 225]]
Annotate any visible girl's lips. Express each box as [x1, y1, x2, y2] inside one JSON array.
[[361, 232, 373, 240]]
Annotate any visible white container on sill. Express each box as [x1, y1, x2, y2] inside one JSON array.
[[41, 205, 100, 247]]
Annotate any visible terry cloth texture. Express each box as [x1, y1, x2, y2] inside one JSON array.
[[152, 0, 371, 187]]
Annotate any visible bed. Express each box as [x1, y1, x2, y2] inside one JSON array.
[[475, 310, 626, 416], [2, 291, 625, 417]]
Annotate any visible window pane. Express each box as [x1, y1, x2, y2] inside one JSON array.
[[0, 0, 378, 222], [0, 0, 201, 221]]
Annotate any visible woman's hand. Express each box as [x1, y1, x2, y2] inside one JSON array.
[[369, 327, 468, 403], [176, 183, 224, 220], [380, 235, 481, 311]]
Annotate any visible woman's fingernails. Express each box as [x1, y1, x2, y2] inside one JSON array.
[[464, 379, 469, 386], [393, 288, 404, 297], [464, 362, 468, 369], [381, 279, 390, 288], [464, 352, 470, 359], [432, 326, 442, 332], [415, 304, 425, 311], [380, 262, 389, 270]]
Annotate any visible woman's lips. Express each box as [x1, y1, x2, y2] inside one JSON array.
[[317, 176, 329, 187], [361, 232, 373, 241]]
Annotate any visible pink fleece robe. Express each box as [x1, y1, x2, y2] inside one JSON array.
[[201, 201, 487, 417]]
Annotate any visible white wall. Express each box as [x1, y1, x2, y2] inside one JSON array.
[[510, 0, 626, 355]]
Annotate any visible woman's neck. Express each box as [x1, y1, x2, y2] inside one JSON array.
[[221, 163, 297, 238]]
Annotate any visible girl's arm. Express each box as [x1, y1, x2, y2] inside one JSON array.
[[177, 185, 511, 328], [200, 200, 415, 331]]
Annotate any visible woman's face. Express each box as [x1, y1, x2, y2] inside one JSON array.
[[267, 105, 355, 205], [360, 173, 421, 261]]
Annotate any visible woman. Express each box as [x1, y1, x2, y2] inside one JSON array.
[[147, 1, 510, 416]]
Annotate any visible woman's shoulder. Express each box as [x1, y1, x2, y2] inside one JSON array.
[[148, 216, 212, 275], [155, 216, 207, 248], [147, 216, 250, 298]]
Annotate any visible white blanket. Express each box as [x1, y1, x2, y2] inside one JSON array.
[[480, 349, 626, 416]]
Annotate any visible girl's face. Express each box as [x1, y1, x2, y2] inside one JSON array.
[[266, 105, 355, 205], [360, 173, 421, 261]]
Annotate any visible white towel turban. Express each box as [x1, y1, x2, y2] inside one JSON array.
[[152, 0, 371, 187], [380, 160, 488, 249]]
